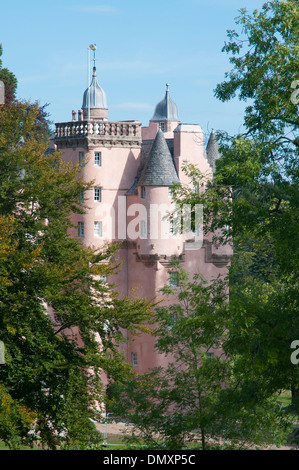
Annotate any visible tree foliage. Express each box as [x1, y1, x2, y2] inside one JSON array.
[[0, 100, 152, 449], [171, 0, 299, 413], [110, 267, 290, 449]]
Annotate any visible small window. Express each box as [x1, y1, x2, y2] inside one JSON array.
[[94, 221, 102, 237], [78, 222, 84, 237], [141, 186, 146, 199], [99, 274, 107, 283], [94, 152, 102, 166], [193, 182, 199, 194], [169, 271, 178, 287], [167, 313, 177, 330], [79, 191, 84, 204], [131, 352, 138, 367], [140, 220, 147, 238], [94, 188, 102, 202], [79, 152, 85, 167], [206, 352, 214, 359], [159, 122, 165, 132], [168, 187, 173, 198], [169, 216, 180, 236]]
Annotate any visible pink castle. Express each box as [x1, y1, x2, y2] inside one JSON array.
[[54, 62, 231, 374]]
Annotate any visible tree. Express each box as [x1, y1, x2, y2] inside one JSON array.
[[214, 0, 299, 407], [171, 0, 299, 413], [109, 267, 229, 449], [0, 100, 153, 449], [110, 266, 290, 449]]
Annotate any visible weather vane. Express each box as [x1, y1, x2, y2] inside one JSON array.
[[89, 44, 97, 65], [87, 44, 97, 120]]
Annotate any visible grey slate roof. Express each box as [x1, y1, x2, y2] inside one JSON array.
[[150, 84, 179, 122], [206, 129, 221, 172], [82, 67, 107, 110], [138, 130, 180, 186]]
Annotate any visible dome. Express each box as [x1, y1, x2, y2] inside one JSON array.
[[82, 67, 107, 110], [151, 84, 179, 122]]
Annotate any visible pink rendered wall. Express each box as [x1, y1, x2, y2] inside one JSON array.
[[173, 124, 212, 184], [141, 121, 180, 141], [61, 144, 141, 246]]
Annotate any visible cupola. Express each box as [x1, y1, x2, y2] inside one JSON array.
[[82, 66, 108, 120], [150, 84, 179, 132]]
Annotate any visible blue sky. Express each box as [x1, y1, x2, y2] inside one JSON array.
[[1, 0, 268, 139]]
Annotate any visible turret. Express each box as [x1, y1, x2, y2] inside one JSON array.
[[134, 130, 183, 259], [205, 129, 221, 173]]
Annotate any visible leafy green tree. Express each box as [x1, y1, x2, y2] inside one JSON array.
[[110, 266, 290, 449], [171, 0, 299, 412], [0, 100, 152, 449], [214, 0, 299, 407]]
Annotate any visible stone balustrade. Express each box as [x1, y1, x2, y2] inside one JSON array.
[[55, 120, 142, 147]]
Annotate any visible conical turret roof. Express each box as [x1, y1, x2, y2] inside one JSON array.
[[206, 129, 221, 172], [138, 129, 180, 186]]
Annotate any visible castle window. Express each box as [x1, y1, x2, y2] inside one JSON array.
[[79, 152, 85, 167], [94, 221, 102, 237], [141, 186, 146, 199], [159, 122, 165, 132], [169, 272, 178, 287], [206, 352, 214, 359], [140, 220, 147, 238], [79, 191, 84, 204], [131, 352, 138, 367], [78, 222, 84, 237], [169, 219, 175, 236], [94, 188, 102, 202], [94, 152, 102, 166], [193, 182, 199, 194]]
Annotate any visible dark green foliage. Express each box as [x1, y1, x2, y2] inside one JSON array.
[[0, 101, 152, 449]]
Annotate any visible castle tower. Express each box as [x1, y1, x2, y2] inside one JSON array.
[[54, 60, 232, 374], [136, 129, 182, 259], [54, 53, 142, 270]]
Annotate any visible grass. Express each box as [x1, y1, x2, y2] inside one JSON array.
[[0, 440, 35, 450]]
